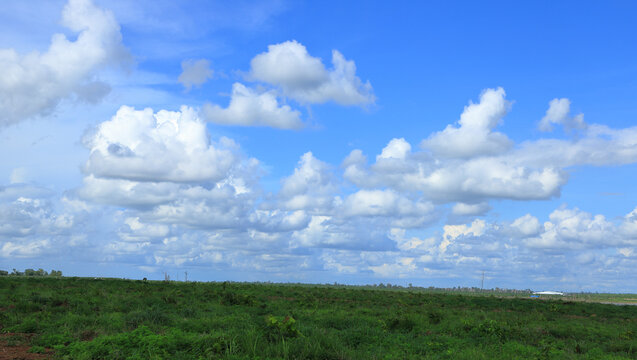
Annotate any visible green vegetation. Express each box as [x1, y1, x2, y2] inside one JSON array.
[[0, 276, 636, 359], [0, 268, 62, 277]]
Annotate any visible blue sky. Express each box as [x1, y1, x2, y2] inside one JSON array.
[[2, 0, 637, 292]]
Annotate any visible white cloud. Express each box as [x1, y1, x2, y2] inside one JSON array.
[[278, 152, 336, 211], [539, 98, 586, 132], [509, 214, 541, 237], [78, 104, 265, 239], [1, 239, 51, 258], [451, 202, 491, 216], [178, 58, 213, 91], [83, 105, 239, 183], [441, 219, 487, 252], [511, 124, 637, 168], [0, 184, 88, 259], [447, 206, 637, 254], [377, 138, 411, 160], [341, 189, 433, 225], [369, 257, 417, 278], [422, 88, 512, 158], [525, 207, 616, 249], [0, 0, 128, 127], [119, 217, 169, 242], [250, 210, 310, 233], [389, 228, 436, 252], [249, 40, 375, 106], [341, 88, 637, 204], [201, 83, 303, 129], [345, 138, 566, 203]]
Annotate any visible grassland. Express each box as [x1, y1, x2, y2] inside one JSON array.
[[0, 276, 636, 359]]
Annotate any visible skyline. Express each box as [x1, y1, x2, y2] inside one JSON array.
[[2, 0, 637, 292]]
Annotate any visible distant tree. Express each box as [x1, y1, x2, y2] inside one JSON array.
[[49, 270, 62, 277], [36, 268, 48, 276], [0, 270, 8, 276], [25, 268, 36, 276]]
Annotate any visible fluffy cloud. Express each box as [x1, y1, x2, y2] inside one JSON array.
[[344, 137, 566, 203], [277, 152, 337, 211], [0, 0, 128, 127], [0, 185, 80, 258], [79, 105, 263, 236], [341, 189, 433, 225], [369, 257, 417, 278], [509, 214, 541, 238], [342, 88, 637, 205], [178, 58, 213, 91], [444, 206, 637, 254], [511, 124, 637, 168], [201, 83, 303, 129], [422, 88, 512, 158], [250, 40, 375, 106], [539, 98, 586, 132], [198, 40, 374, 130], [440, 219, 487, 252], [83, 105, 239, 183], [524, 207, 617, 250]]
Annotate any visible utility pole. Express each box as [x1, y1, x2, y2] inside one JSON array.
[[481, 271, 485, 291], [185, 271, 188, 282]]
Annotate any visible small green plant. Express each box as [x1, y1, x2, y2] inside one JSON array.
[[265, 315, 302, 340], [383, 315, 417, 332], [428, 311, 443, 324], [28, 345, 47, 354], [221, 290, 256, 306]]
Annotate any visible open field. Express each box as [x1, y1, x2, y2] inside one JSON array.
[[1, 277, 636, 359]]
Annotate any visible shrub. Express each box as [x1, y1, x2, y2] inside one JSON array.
[[265, 315, 302, 340], [428, 311, 443, 324], [384, 315, 417, 332]]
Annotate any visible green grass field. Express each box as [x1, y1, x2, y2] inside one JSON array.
[[1, 276, 636, 359]]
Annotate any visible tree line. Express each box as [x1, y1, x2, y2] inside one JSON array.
[[0, 268, 62, 277]]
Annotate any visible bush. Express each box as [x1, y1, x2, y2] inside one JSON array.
[[428, 311, 443, 324], [384, 315, 417, 332], [265, 315, 302, 340]]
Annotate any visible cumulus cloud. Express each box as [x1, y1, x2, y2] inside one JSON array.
[[440, 219, 487, 252], [525, 207, 617, 250], [0, 185, 81, 258], [369, 257, 417, 278], [341, 189, 433, 227], [83, 105, 239, 183], [344, 137, 566, 203], [511, 124, 637, 168], [178, 58, 213, 91], [445, 206, 637, 254], [539, 98, 586, 132], [377, 138, 412, 160], [249, 40, 375, 106], [422, 88, 512, 158], [201, 83, 303, 129], [79, 104, 265, 238], [0, 0, 128, 127], [341, 88, 637, 204], [277, 152, 337, 212], [509, 214, 541, 238]]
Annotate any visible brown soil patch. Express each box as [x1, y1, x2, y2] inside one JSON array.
[[0, 333, 52, 360]]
